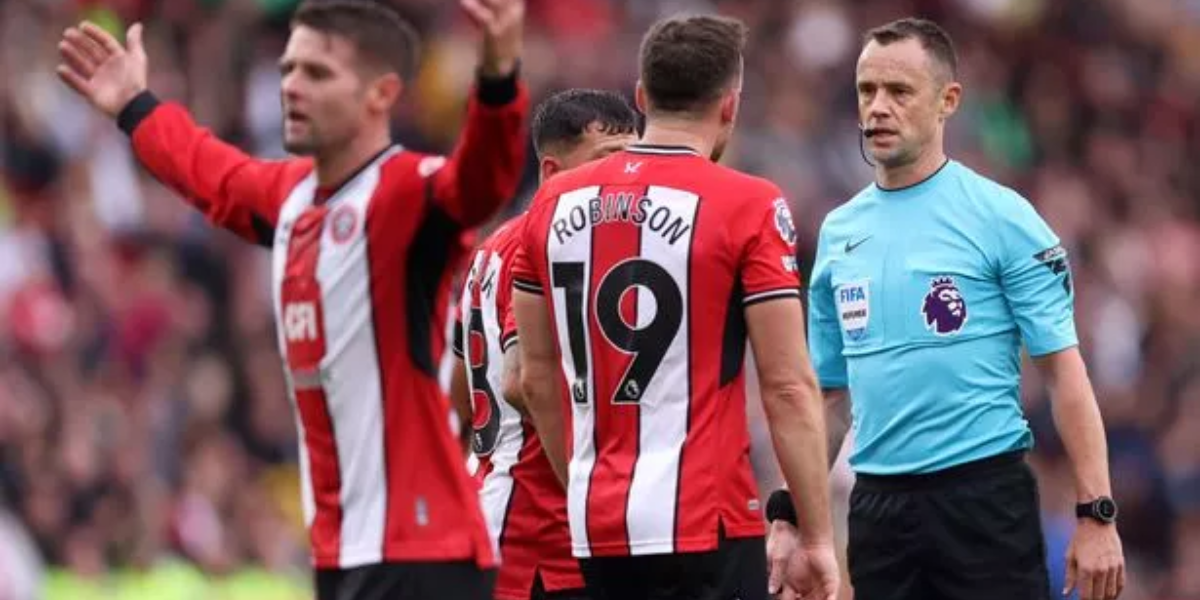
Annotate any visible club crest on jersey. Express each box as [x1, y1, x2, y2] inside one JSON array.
[[329, 205, 359, 244], [772, 198, 797, 247], [836, 280, 870, 341], [921, 276, 968, 335]]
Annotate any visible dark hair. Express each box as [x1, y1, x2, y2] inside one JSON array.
[[531, 89, 639, 158], [292, 0, 421, 81], [638, 14, 747, 114], [863, 18, 957, 80]]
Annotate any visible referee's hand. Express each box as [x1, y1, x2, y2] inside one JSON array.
[[1064, 520, 1125, 600]]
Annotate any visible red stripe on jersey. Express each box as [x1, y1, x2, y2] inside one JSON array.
[[283, 206, 343, 565], [295, 387, 343, 562], [495, 421, 585, 599], [585, 185, 646, 555]]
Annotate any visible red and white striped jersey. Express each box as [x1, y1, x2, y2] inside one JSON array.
[[454, 215, 585, 599], [512, 144, 802, 558], [119, 84, 528, 570]]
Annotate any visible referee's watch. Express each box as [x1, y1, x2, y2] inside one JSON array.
[[1075, 496, 1119, 525]]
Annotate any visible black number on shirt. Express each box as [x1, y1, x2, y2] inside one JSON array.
[[552, 259, 684, 405], [467, 306, 501, 456]]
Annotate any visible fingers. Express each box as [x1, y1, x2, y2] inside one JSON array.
[[1116, 562, 1126, 598], [59, 40, 97, 79], [55, 65, 92, 97], [126, 23, 146, 58], [1063, 553, 1077, 596], [80, 22, 123, 55], [460, 0, 496, 27], [1104, 565, 1119, 600], [767, 557, 785, 594], [64, 27, 109, 66]]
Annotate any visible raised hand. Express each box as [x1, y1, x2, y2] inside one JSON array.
[[56, 22, 148, 119], [460, 0, 524, 77]]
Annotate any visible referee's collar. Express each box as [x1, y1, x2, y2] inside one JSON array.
[[624, 144, 702, 157]]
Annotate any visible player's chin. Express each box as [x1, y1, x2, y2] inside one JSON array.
[[283, 135, 318, 156]]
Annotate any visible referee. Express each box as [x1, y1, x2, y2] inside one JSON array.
[[765, 18, 1125, 600]]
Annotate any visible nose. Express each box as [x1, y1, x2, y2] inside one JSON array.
[[281, 72, 302, 104], [866, 93, 893, 125]]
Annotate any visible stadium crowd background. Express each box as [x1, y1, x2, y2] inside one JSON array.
[[0, 0, 1197, 598]]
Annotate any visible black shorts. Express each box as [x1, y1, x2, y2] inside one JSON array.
[[847, 450, 1052, 600], [578, 532, 767, 600], [315, 561, 495, 600]]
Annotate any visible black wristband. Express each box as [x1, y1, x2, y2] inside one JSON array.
[[765, 488, 798, 526], [475, 62, 520, 106], [117, 90, 161, 136]]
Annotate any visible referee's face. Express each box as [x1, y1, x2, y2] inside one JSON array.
[[855, 38, 946, 169]]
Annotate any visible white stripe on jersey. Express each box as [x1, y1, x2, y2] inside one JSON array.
[[547, 186, 601, 558], [461, 246, 527, 552], [624, 186, 699, 555], [273, 148, 400, 568]]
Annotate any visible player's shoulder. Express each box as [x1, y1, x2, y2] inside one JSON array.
[[382, 147, 447, 180], [696, 162, 783, 199]]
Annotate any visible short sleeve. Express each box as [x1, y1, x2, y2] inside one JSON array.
[[994, 193, 1078, 356], [511, 243, 542, 295], [740, 191, 803, 306], [807, 220, 848, 388], [501, 306, 519, 351]]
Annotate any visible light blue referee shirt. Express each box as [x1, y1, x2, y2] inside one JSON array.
[[808, 159, 1077, 475]]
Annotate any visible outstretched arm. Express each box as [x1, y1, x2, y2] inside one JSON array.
[[57, 22, 303, 246]]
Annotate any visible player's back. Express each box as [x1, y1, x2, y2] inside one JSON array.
[[459, 215, 584, 599], [516, 144, 802, 558]]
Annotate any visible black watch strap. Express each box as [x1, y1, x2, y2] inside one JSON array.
[[1075, 497, 1118, 524], [766, 488, 797, 526]]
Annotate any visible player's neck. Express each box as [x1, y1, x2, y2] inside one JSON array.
[[876, 146, 948, 190], [314, 128, 393, 190], [640, 121, 715, 158]]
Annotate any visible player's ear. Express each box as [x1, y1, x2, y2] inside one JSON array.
[[719, 88, 739, 125], [939, 80, 962, 122], [634, 80, 648, 114], [539, 155, 562, 183], [368, 72, 404, 114]]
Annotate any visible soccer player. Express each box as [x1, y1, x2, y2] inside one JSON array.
[[55, 1, 528, 599], [766, 17, 1126, 600], [450, 88, 639, 600], [509, 15, 839, 600]]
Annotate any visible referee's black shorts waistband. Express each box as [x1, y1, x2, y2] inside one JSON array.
[[854, 450, 1027, 492]]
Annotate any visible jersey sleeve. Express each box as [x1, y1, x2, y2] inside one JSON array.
[[428, 74, 530, 228], [738, 189, 803, 306], [807, 220, 848, 389], [496, 238, 521, 352], [993, 192, 1078, 356], [118, 92, 308, 247]]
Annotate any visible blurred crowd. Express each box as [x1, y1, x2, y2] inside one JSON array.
[[0, 0, 1198, 598]]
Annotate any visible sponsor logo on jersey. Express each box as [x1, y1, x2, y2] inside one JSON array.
[[921, 276, 968, 335], [1034, 245, 1072, 295], [772, 198, 797, 246]]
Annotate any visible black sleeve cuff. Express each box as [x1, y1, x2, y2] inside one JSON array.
[[117, 91, 161, 136], [475, 63, 520, 107], [765, 488, 798, 526]]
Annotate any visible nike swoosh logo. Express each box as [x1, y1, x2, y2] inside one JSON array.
[[845, 236, 872, 253]]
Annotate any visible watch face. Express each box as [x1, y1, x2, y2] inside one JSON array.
[[1096, 498, 1118, 520]]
